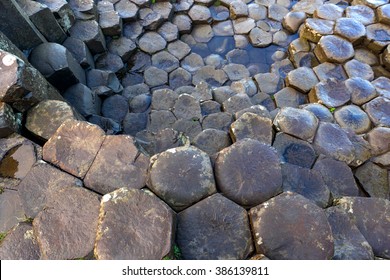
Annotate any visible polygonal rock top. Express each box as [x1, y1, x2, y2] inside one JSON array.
[[314, 35, 355, 63], [147, 146, 217, 211], [94, 188, 175, 260]]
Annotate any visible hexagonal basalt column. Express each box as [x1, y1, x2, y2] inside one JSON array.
[[314, 35, 354, 64], [176, 193, 254, 260], [147, 146, 217, 211]]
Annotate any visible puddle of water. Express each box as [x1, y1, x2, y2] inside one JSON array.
[[188, 34, 298, 74], [0, 144, 36, 179]]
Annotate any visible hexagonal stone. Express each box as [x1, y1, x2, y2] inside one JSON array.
[[173, 0, 194, 12], [172, 14, 192, 34], [325, 207, 374, 260], [172, 94, 202, 120], [249, 192, 334, 259], [274, 107, 319, 142], [123, 21, 143, 40], [63, 83, 101, 118], [87, 69, 123, 94], [233, 18, 256, 35], [69, 20, 106, 54], [345, 4, 375, 25], [144, 66, 168, 87], [268, 4, 289, 22], [355, 162, 389, 199], [202, 112, 233, 131], [222, 94, 253, 114], [177, 193, 253, 260], [63, 37, 94, 69], [192, 129, 231, 157], [148, 146, 216, 211], [33, 186, 100, 259], [313, 122, 355, 164], [215, 139, 282, 208], [151, 51, 180, 73], [378, 4, 390, 25], [25, 100, 80, 141], [94, 188, 174, 260], [314, 35, 354, 64], [167, 40, 191, 61], [334, 105, 371, 134], [272, 132, 317, 168], [156, 22, 178, 42], [101, 94, 128, 123], [254, 72, 283, 94], [345, 131, 372, 167], [301, 103, 334, 123], [363, 97, 390, 127], [334, 18, 366, 44], [291, 0, 323, 15], [188, 5, 211, 23], [138, 32, 167, 55], [365, 127, 390, 155], [309, 79, 351, 108], [83, 136, 148, 195], [223, 64, 250, 81], [29, 43, 86, 90], [249, 28, 272, 47], [99, 10, 122, 36], [346, 78, 377, 106], [313, 62, 348, 81], [365, 23, 390, 53], [354, 48, 379, 66], [313, 156, 359, 197], [334, 197, 390, 258], [300, 18, 334, 43], [17, 161, 83, 219], [314, 3, 344, 20], [192, 66, 228, 87], [213, 20, 234, 36], [285, 66, 319, 93], [95, 52, 124, 73], [274, 87, 307, 108], [234, 105, 271, 120], [230, 112, 273, 144], [115, 0, 138, 21], [230, 1, 248, 19], [172, 119, 202, 141], [0, 223, 41, 260], [139, 8, 163, 30], [192, 24, 214, 43], [108, 37, 136, 62], [282, 163, 331, 208], [43, 120, 105, 178]]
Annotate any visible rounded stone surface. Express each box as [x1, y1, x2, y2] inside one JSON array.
[[363, 97, 390, 127], [273, 107, 319, 142], [334, 105, 372, 134], [371, 77, 390, 99], [101, 94, 128, 122], [314, 3, 344, 20], [181, 53, 205, 73], [95, 188, 175, 260], [26, 100, 79, 141], [138, 32, 167, 54], [345, 4, 376, 25], [309, 79, 351, 108], [343, 59, 374, 81], [177, 193, 253, 260], [301, 103, 334, 123], [334, 18, 366, 43], [192, 24, 214, 43], [315, 35, 354, 64], [346, 77, 378, 105], [300, 18, 334, 43], [230, 1, 249, 19], [283, 11, 306, 33], [151, 51, 180, 73], [249, 192, 334, 260], [148, 146, 217, 211], [144, 66, 168, 87], [189, 5, 211, 23], [233, 18, 256, 34], [214, 139, 283, 208], [230, 112, 273, 144], [286, 66, 319, 93], [249, 28, 272, 47], [192, 129, 232, 156], [167, 40, 191, 60]]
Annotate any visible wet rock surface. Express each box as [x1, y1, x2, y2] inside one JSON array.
[[0, 0, 390, 260]]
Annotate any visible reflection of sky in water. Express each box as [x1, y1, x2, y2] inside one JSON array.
[[187, 34, 298, 74]]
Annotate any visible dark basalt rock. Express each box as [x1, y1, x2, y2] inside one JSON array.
[[0, 223, 41, 260], [334, 197, 390, 259], [33, 186, 100, 259], [215, 139, 283, 208], [95, 188, 175, 260], [177, 193, 253, 260], [43, 120, 106, 179], [84, 135, 149, 195], [147, 146, 216, 211], [249, 192, 334, 260]]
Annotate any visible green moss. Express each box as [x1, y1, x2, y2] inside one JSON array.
[[162, 256, 172, 260], [173, 244, 182, 260], [214, 0, 221, 6], [0, 187, 4, 195], [329, 107, 336, 113], [0, 232, 7, 242]]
